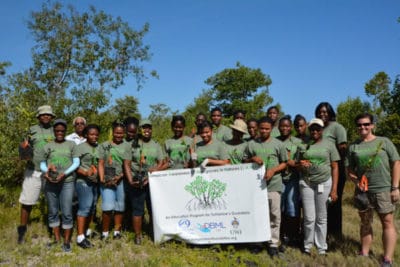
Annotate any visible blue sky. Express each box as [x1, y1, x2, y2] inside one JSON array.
[[1, 1, 399, 121]]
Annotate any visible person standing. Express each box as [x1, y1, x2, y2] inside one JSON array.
[[190, 121, 230, 168], [210, 107, 232, 142], [315, 102, 347, 239], [17, 105, 55, 244], [40, 119, 80, 252], [75, 124, 101, 249], [266, 106, 280, 138], [164, 115, 193, 169], [277, 115, 303, 247], [66, 117, 87, 145], [245, 116, 288, 257], [346, 113, 399, 267], [98, 120, 127, 240], [225, 119, 248, 164], [245, 118, 259, 141], [299, 118, 339, 255], [293, 114, 310, 144], [123, 119, 165, 245]]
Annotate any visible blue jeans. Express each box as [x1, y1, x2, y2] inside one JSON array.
[[45, 181, 74, 229], [75, 179, 98, 217], [281, 178, 300, 217], [125, 183, 151, 217], [100, 180, 125, 212]]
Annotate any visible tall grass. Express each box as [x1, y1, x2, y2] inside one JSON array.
[[1, 182, 399, 266]]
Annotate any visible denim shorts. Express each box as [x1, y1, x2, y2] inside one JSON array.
[[19, 169, 43, 205], [100, 180, 125, 212], [45, 181, 75, 229], [125, 183, 152, 217], [75, 179, 98, 217]]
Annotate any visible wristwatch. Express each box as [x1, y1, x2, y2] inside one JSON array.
[[391, 186, 399, 191]]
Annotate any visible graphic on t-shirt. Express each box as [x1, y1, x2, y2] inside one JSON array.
[[185, 175, 227, 211]]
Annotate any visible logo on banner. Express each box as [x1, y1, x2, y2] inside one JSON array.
[[230, 217, 242, 235], [197, 222, 226, 233], [178, 219, 191, 229], [184, 175, 227, 211]]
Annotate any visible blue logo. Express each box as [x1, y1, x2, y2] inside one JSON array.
[[197, 222, 226, 233], [178, 219, 191, 229]]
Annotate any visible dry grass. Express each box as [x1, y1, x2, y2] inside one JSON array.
[[0, 182, 399, 267]]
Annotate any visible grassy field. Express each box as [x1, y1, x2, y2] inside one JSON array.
[[0, 183, 399, 267]]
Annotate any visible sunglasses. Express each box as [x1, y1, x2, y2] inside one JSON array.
[[356, 123, 371, 127], [75, 122, 85, 126]]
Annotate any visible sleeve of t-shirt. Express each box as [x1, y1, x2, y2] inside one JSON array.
[[278, 142, 289, 162], [121, 143, 133, 161], [329, 142, 341, 162], [218, 142, 229, 160], [383, 137, 400, 162], [98, 143, 107, 160], [71, 141, 80, 158]]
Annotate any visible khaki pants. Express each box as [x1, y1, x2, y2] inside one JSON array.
[[268, 191, 281, 247]]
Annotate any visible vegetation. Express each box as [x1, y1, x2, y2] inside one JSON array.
[[1, 183, 399, 266]]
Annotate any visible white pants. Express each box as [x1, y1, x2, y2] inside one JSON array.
[[300, 178, 331, 253]]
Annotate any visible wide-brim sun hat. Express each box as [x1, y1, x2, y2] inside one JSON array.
[[229, 119, 248, 134], [36, 105, 55, 118]]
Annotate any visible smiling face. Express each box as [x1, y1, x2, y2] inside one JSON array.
[[278, 119, 292, 138], [200, 126, 213, 144], [172, 120, 185, 139], [141, 125, 152, 141], [54, 124, 66, 142], [308, 124, 323, 141], [317, 106, 330, 124], [38, 114, 53, 126], [356, 117, 374, 139], [112, 126, 125, 144], [73, 118, 86, 135]]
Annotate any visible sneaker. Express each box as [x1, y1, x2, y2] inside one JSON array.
[[302, 248, 311, 256], [267, 247, 279, 257], [279, 244, 286, 253], [381, 257, 392, 267], [77, 238, 93, 249], [17, 225, 27, 244], [62, 243, 72, 253], [113, 233, 122, 240], [46, 240, 60, 249]]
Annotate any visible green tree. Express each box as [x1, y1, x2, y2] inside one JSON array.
[[111, 95, 141, 120], [204, 62, 273, 118], [364, 72, 400, 148], [336, 97, 371, 143], [148, 103, 175, 143], [1, 2, 156, 186]]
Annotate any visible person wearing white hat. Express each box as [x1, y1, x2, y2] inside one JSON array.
[[17, 105, 55, 244], [298, 118, 340, 255]]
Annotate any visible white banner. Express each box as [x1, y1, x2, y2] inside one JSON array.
[[149, 163, 270, 244]]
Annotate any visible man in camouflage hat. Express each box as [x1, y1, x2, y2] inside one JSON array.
[[17, 105, 55, 244]]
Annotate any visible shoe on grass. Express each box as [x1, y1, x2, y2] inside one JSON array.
[[62, 243, 72, 253], [17, 225, 27, 244], [77, 238, 93, 249]]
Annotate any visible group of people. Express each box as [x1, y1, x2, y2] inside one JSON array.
[[16, 104, 399, 266]]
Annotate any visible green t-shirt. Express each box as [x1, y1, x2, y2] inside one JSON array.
[[164, 136, 193, 169], [224, 140, 248, 164], [26, 124, 55, 171], [212, 124, 233, 142], [98, 141, 127, 177], [123, 139, 165, 174], [323, 121, 347, 146], [41, 140, 79, 183], [346, 136, 400, 193], [278, 136, 303, 181], [271, 126, 280, 138], [76, 142, 99, 182], [195, 140, 229, 165], [302, 140, 340, 184], [245, 137, 288, 192]]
